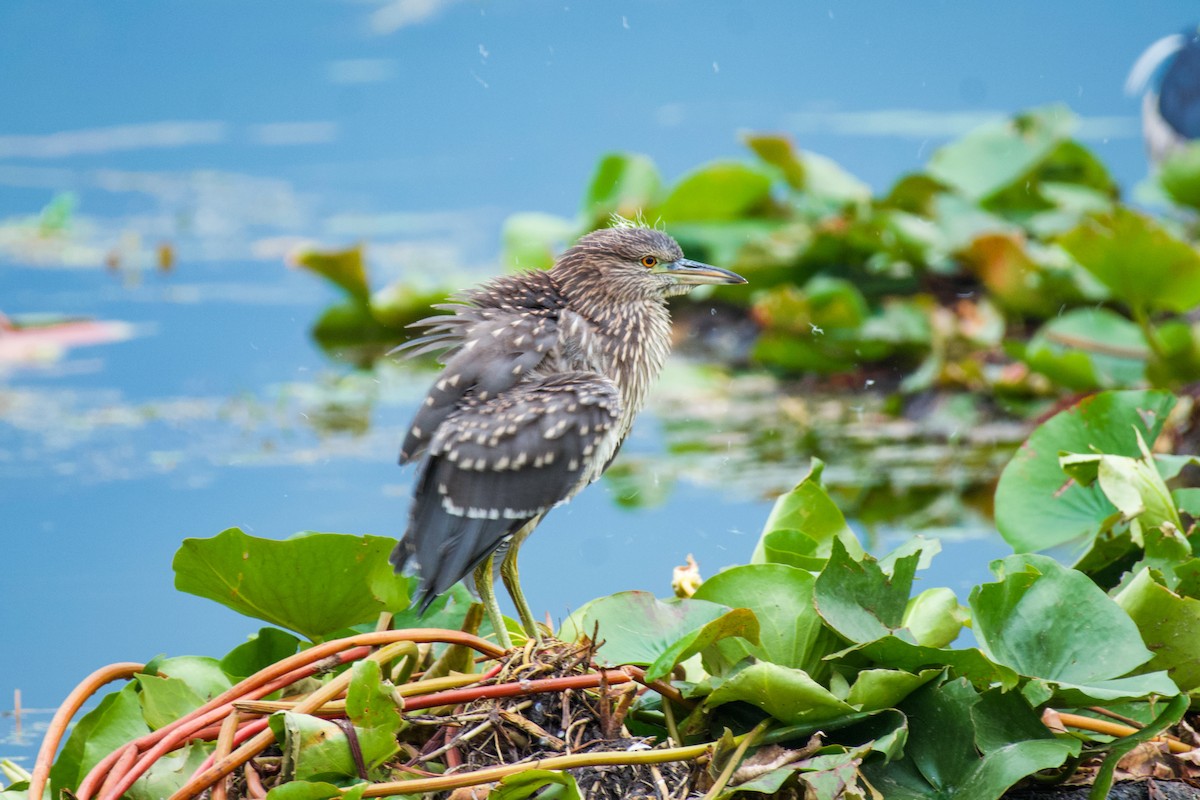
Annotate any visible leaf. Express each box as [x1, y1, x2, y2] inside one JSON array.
[[1158, 141, 1200, 210], [852, 637, 1019, 691], [752, 459, 861, 566], [705, 662, 855, 725], [142, 655, 233, 701], [813, 538, 921, 644], [656, 161, 773, 222], [270, 710, 397, 783], [294, 246, 370, 305], [583, 153, 661, 220], [136, 674, 206, 730], [845, 668, 941, 712], [265, 781, 368, 800], [994, 390, 1176, 557], [488, 769, 582, 799], [692, 564, 834, 673], [500, 212, 576, 270], [49, 683, 150, 796], [1058, 208, 1200, 313], [127, 741, 211, 800], [1115, 568, 1200, 692], [558, 591, 759, 680], [173, 529, 410, 641], [221, 628, 302, 679], [902, 588, 966, 649], [346, 661, 402, 744], [927, 105, 1075, 201], [1021, 308, 1148, 391], [970, 554, 1178, 703], [743, 133, 806, 189], [861, 678, 1079, 800]]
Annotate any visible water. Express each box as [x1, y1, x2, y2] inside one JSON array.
[[0, 0, 1191, 765]]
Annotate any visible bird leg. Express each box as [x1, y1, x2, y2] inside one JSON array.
[[500, 522, 540, 640], [473, 554, 512, 650]]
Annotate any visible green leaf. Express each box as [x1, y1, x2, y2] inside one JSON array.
[[346, 660, 402, 739], [1021, 308, 1147, 391], [142, 655, 233, 701], [927, 105, 1075, 201], [1089, 694, 1189, 800], [970, 554, 1177, 703], [50, 683, 150, 796], [558, 591, 759, 679], [1115, 568, 1200, 692], [852, 637, 1019, 691], [902, 588, 966, 649], [265, 780, 367, 800], [488, 769, 582, 800], [295, 246, 370, 305], [861, 678, 1079, 800], [994, 390, 1176, 557], [501, 212, 576, 271], [705, 662, 855, 725], [692, 564, 834, 673], [127, 741, 211, 800], [1058, 208, 1200, 314], [743, 133, 806, 189], [136, 673, 206, 730], [644, 607, 760, 682], [845, 668, 941, 712], [656, 161, 773, 222], [221, 628, 302, 679], [270, 709, 398, 783], [173, 529, 410, 641], [752, 459, 861, 565], [583, 153, 661, 220], [814, 538, 921, 644], [1158, 141, 1200, 210]]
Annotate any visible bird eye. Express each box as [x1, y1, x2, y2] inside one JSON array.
[[640, 255, 658, 268]]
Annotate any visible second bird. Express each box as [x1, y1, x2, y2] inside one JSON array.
[[390, 223, 747, 648]]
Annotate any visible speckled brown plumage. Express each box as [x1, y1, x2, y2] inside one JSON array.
[[390, 225, 746, 614]]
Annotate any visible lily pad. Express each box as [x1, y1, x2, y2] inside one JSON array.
[[173, 529, 411, 641]]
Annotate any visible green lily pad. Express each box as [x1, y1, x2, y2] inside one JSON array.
[[692, 564, 836, 676], [994, 390, 1176, 557], [173, 528, 411, 641], [558, 591, 759, 682], [1058, 208, 1200, 314], [970, 554, 1177, 703]]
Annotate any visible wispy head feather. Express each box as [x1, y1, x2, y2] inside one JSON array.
[[608, 211, 665, 232]]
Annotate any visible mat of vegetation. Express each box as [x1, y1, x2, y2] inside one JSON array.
[[6, 389, 1200, 800]]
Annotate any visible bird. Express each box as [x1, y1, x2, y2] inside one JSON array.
[[389, 222, 747, 648], [1127, 26, 1200, 164]]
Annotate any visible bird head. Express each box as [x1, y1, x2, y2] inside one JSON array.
[[554, 225, 746, 302]]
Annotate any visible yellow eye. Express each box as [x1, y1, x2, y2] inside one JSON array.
[[640, 255, 658, 268]]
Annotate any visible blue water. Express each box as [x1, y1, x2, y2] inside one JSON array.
[[0, 0, 1191, 764]]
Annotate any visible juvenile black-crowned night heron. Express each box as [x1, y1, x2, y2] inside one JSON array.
[[390, 223, 746, 648], [1127, 26, 1200, 164]]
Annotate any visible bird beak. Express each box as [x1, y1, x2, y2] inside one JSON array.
[[657, 258, 748, 285]]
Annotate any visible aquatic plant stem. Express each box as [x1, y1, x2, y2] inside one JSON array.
[[702, 719, 772, 800], [27, 661, 144, 800], [1055, 711, 1192, 754], [356, 735, 743, 797], [166, 641, 417, 800]]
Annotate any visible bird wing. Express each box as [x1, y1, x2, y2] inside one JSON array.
[[396, 304, 560, 464], [393, 372, 621, 610]]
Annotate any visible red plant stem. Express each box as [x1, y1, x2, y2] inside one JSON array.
[[188, 719, 272, 777], [76, 651, 367, 800], [402, 669, 635, 711], [83, 630, 503, 800], [170, 633, 504, 800], [243, 762, 267, 800], [95, 744, 137, 800], [27, 662, 144, 800], [77, 655, 366, 800], [210, 712, 240, 800]]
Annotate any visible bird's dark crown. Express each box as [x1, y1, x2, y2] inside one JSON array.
[[556, 226, 683, 274]]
